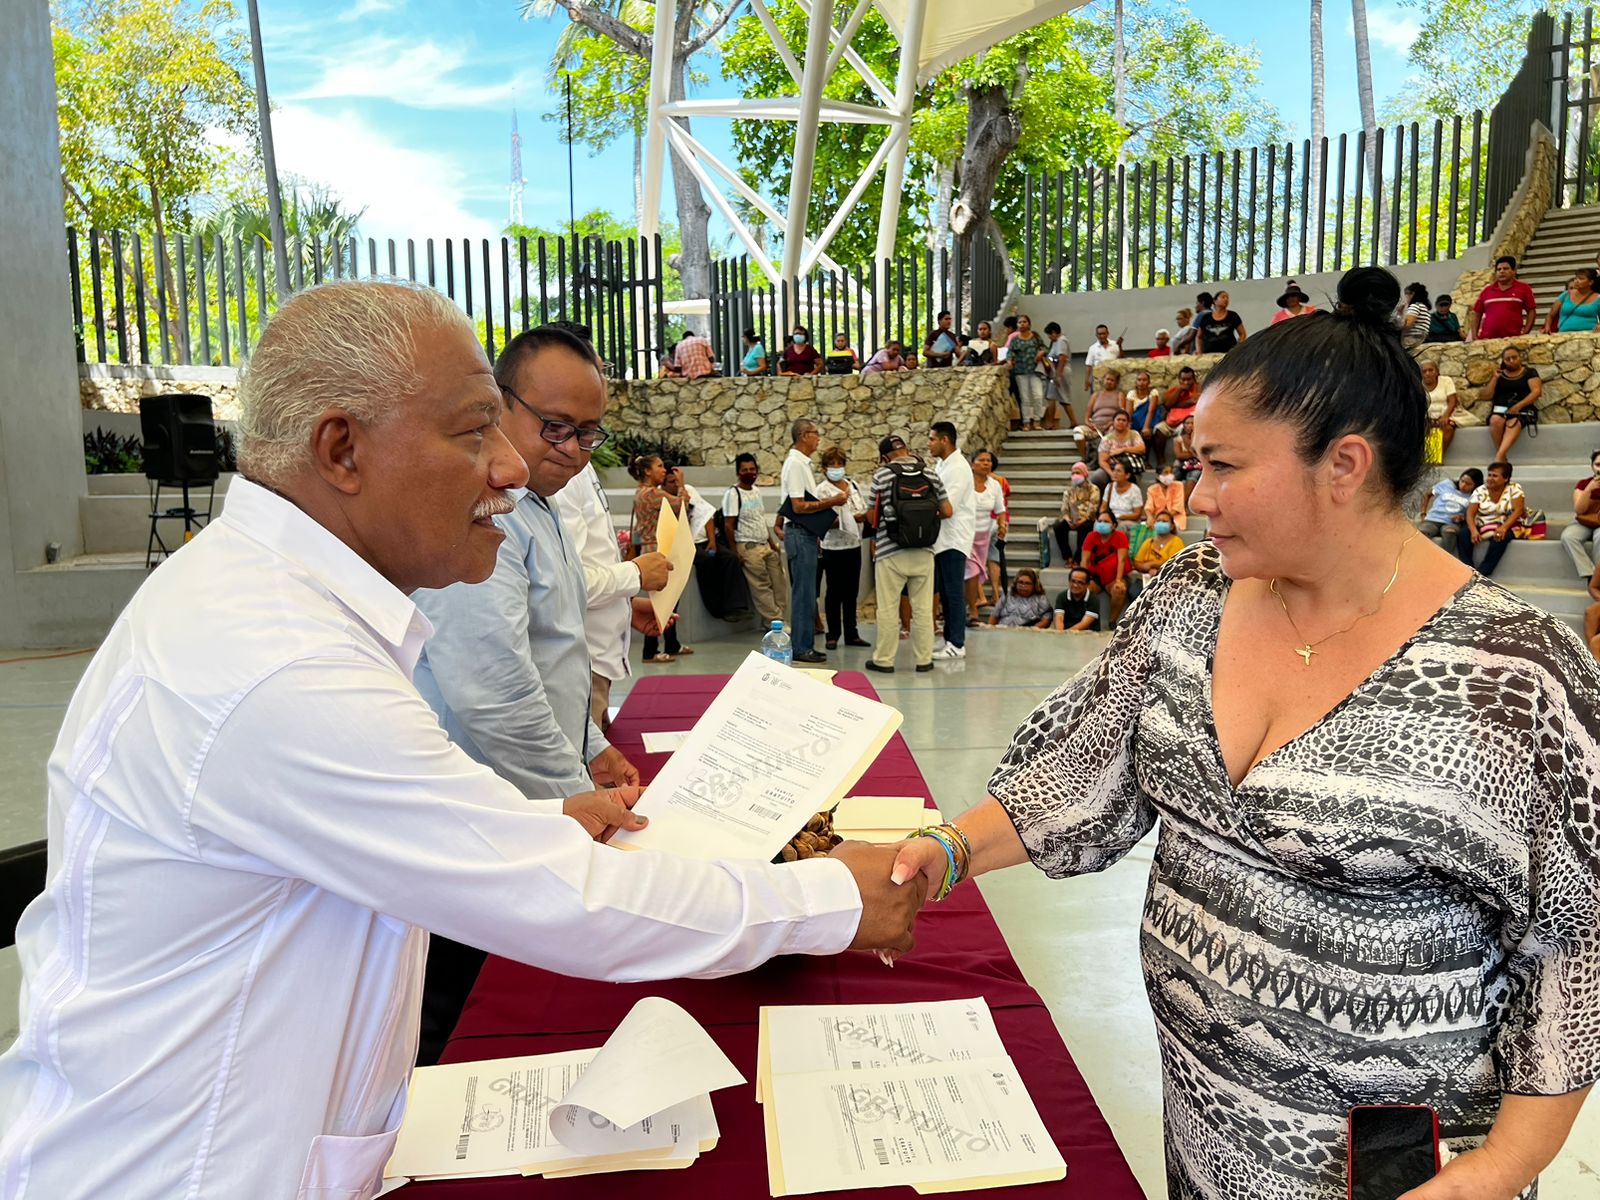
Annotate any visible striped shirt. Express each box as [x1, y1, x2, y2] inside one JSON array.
[[867, 457, 948, 560]]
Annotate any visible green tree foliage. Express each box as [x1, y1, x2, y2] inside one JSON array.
[[54, 0, 256, 235], [1390, 0, 1590, 122], [719, 0, 1279, 269]]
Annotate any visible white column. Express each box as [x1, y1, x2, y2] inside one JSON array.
[[638, 0, 678, 242], [779, 0, 836, 285], [872, 0, 927, 289]]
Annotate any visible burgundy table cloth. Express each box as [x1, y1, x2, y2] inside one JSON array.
[[412, 672, 1145, 1199]]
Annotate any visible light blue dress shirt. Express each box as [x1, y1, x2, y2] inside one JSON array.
[[413, 488, 608, 800]]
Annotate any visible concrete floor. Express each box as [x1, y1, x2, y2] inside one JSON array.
[[2, 627, 1596, 1197]]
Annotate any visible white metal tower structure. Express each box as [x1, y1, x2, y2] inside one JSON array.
[[508, 105, 527, 227], [636, 0, 1083, 294]]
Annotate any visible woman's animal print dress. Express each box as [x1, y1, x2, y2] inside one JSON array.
[[990, 543, 1600, 1199]]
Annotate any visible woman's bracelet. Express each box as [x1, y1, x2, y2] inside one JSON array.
[[908, 824, 972, 901]]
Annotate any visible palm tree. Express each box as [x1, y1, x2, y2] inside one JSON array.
[[1310, 0, 1324, 186], [1351, 0, 1386, 256]]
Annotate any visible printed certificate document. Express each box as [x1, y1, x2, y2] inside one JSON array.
[[765, 1057, 1065, 1195], [756, 998, 1007, 1103], [611, 652, 903, 862], [385, 997, 739, 1184]]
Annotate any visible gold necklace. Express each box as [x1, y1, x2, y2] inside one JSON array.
[[1269, 532, 1419, 666]]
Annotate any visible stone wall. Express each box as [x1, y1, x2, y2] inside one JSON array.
[[1091, 330, 1600, 423], [1452, 122, 1558, 303], [605, 365, 1016, 480], [80, 363, 242, 420], [79, 363, 1016, 477]]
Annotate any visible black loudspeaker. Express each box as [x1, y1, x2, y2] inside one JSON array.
[[140, 393, 219, 484]]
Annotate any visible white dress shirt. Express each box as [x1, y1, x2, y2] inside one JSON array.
[[0, 477, 861, 1200], [932, 449, 977, 557], [554, 463, 637, 684], [1084, 339, 1119, 372]]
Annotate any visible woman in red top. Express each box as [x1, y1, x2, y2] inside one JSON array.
[[1080, 506, 1138, 626], [779, 324, 822, 375]]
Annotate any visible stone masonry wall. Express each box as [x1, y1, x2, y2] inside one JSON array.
[[1091, 330, 1600, 424], [80, 363, 242, 420], [79, 363, 1015, 479], [604, 365, 1016, 480], [1451, 123, 1558, 304]]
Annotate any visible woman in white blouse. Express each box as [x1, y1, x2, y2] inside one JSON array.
[[815, 445, 871, 648], [966, 449, 1009, 615], [1456, 459, 1526, 577], [1420, 358, 1477, 458], [1102, 456, 1145, 529]]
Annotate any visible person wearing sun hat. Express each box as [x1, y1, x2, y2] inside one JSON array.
[[1270, 279, 1317, 323]]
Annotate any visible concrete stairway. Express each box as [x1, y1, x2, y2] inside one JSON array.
[[993, 422, 1598, 630], [1516, 203, 1600, 312]]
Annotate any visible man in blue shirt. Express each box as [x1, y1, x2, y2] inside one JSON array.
[[1419, 467, 1483, 548], [410, 324, 650, 1061]]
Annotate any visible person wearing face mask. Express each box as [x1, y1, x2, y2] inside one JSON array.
[[780, 324, 822, 375], [1079, 507, 1135, 627], [1133, 511, 1185, 577], [1054, 463, 1101, 564], [1145, 466, 1188, 531], [814, 446, 871, 649]]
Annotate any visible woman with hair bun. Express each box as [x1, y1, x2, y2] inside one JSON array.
[[628, 453, 691, 662], [892, 265, 1600, 1199]]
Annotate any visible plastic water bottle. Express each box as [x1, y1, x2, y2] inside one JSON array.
[[760, 620, 793, 665]]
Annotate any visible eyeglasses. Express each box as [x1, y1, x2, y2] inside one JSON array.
[[501, 385, 610, 450]]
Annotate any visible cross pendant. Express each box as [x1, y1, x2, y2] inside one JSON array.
[[1295, 645, 1316, 666]]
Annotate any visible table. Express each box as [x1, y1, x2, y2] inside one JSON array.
[[414, 673, 1145, 1198]]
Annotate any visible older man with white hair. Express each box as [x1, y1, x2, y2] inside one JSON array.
[[0, 281, 924, 1200]]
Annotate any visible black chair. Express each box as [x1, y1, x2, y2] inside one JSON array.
[[2, 839, 47, 950], [140, 394, 219, 567]]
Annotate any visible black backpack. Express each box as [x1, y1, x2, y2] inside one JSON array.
[[886, 463, 941, 548]]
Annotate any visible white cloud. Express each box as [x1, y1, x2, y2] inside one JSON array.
[[270, 104, 500, 247], [338, 0, 401, 22], [286, 35, 537, 110], [1352, 6, 1423, 56]]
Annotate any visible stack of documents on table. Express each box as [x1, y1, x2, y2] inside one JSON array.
[[612, 651, 904, 863], [832, 795, 940, 843], [757, 998, 1066, 1195], [383, 997, 742, 1186]]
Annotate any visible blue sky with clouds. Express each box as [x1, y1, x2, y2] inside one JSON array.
[[255, 0, 1424, 250]]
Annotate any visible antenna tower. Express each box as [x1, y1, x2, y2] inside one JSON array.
[[508, 105, 526, 226]]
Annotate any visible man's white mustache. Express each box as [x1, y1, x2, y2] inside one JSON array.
[[472, 494, 516, 521]]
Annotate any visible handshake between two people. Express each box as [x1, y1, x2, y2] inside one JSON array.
[[556, 788, 954, 959]]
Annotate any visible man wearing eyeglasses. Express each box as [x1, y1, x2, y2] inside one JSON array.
[[410, 323, 650, 1063]]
